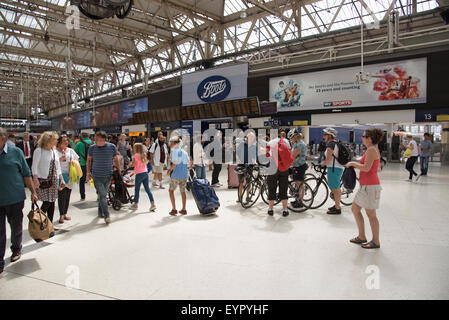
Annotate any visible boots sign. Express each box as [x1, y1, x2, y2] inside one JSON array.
[[182, 62, 248, 106], [197, 76, 231, 103]]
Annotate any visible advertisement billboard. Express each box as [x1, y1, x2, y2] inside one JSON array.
[[182, 63, 248, 106], [119, 97, 148, 124], [269, 58, 427, 112]]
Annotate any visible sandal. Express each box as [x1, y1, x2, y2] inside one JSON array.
[[169, 209, 178, 216], [179, 209, 187, 215], [58, 217, 65, 224], [64, 215, 71, 221], [350, 237, 367, 244], [362, 241, 380, 249]]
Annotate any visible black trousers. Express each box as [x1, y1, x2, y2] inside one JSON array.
[[25, 158, 33, 172], [267, 170, 289, 201], [212, 163, 222, 185], [41, 201, 55, 223], [406, 156, 418, 179], [58, 188, 72, 216], [79, 165, 87, 199], [0, 201, 24, 269]]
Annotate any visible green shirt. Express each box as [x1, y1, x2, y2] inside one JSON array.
[[292, 141, 307, 167], [74, 138, 92, 166], [0, 144, 31, 206]]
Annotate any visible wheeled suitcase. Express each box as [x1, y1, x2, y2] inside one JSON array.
[[227, 164, 240, 189], [188, 178, 220, 215]]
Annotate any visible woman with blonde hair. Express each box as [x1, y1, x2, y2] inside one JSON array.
[[130, 143, 156, 212], [32, 131, 65, 223]]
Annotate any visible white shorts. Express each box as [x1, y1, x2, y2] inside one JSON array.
[[153, 165, 164, 174], [353, 185, 382, 210]]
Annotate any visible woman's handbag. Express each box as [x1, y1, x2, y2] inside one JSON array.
[[28, 202, 55, 242], [38, 151, 55, 189], [403, 148, 412, 159]]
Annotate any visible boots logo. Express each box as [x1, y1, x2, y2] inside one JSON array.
[[197, 76, 231, 103]]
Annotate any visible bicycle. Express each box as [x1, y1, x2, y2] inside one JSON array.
[[306, 163, 358, 209]]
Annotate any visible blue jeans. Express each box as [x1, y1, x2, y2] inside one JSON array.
[[194, 165, 206, 179], [134, 172, 154, 204], [93, 176, 111, 218], [420, 156, 430, 175]]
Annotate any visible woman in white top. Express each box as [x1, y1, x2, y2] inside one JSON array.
[[403, 134, 419, 181], [32, 132, 64, 223], [56, 135, 79, 224], [193, 135, 207, 179]]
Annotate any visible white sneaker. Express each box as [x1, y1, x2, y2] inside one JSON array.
[[150, 204, 156, 212], [131, 203, 138, 210]]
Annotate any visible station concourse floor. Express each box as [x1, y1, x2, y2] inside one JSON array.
[[0, 162, 448, 300]]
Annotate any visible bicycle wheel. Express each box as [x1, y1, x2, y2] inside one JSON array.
[[305, 177, 329, 209], [339, 178, 359, 206], [240, 180, 261, 208], [260, 178, 281, 205], [287, 181, 314, 213]]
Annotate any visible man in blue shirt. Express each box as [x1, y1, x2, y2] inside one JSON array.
[[86, 131, 121, 224], [167, 136, 190, 216], [418, 133, 433, 178], [0, 128, 38, 274]]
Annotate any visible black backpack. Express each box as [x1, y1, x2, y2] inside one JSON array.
[[333, 141, 352, 166], [342, 167, 357, 191]]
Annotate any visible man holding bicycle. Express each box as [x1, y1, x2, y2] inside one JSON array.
[[320, 128, 343, 215], [288, 129, 308, 209], [236, 132, 257, 203]]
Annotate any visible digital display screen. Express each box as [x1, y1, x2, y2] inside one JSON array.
[[119, 97, 148, 124], [73, 111, 91, 129], [91, 104, 119, 127]]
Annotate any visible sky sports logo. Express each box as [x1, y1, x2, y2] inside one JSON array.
[[323, 100, 352, 107]]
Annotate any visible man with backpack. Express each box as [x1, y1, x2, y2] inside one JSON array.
[[74, 132, 93, 201], [266, 130, 294, 217], [320, 127, 351, 215]]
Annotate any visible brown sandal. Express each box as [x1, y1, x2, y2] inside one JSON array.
[[350, 237, 367, 244], [362, 241, 380, 249], [179, 209, 187, 215], [169, 209, 178, 216]]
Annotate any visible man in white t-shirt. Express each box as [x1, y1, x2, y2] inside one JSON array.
[[149, 131, 168, 189]]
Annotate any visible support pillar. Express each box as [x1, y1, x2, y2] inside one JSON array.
[[442, 122, 449, 165], [386, 123, 393, 161]]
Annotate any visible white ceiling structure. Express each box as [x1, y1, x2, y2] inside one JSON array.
[[0, 0, 445, 119]]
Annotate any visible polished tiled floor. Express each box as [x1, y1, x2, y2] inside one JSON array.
[[1, 162, 448, 300]]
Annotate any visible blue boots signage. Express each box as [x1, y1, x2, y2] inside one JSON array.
[[197, 76, 232, 103], [182, 63, 248, 106]]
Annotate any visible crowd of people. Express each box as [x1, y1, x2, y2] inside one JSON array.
[[0, 126, 436, 273]]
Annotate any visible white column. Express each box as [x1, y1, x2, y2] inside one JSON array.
[[300, 126, 310, 145]]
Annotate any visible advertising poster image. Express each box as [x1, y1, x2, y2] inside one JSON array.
[[270, 58, 427, 112]]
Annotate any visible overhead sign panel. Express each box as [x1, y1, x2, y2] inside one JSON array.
[[270, 57, 427, 112], [182, 63, 248, 106]]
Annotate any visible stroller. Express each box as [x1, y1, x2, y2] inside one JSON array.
[[107, 168, 135, 210]]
